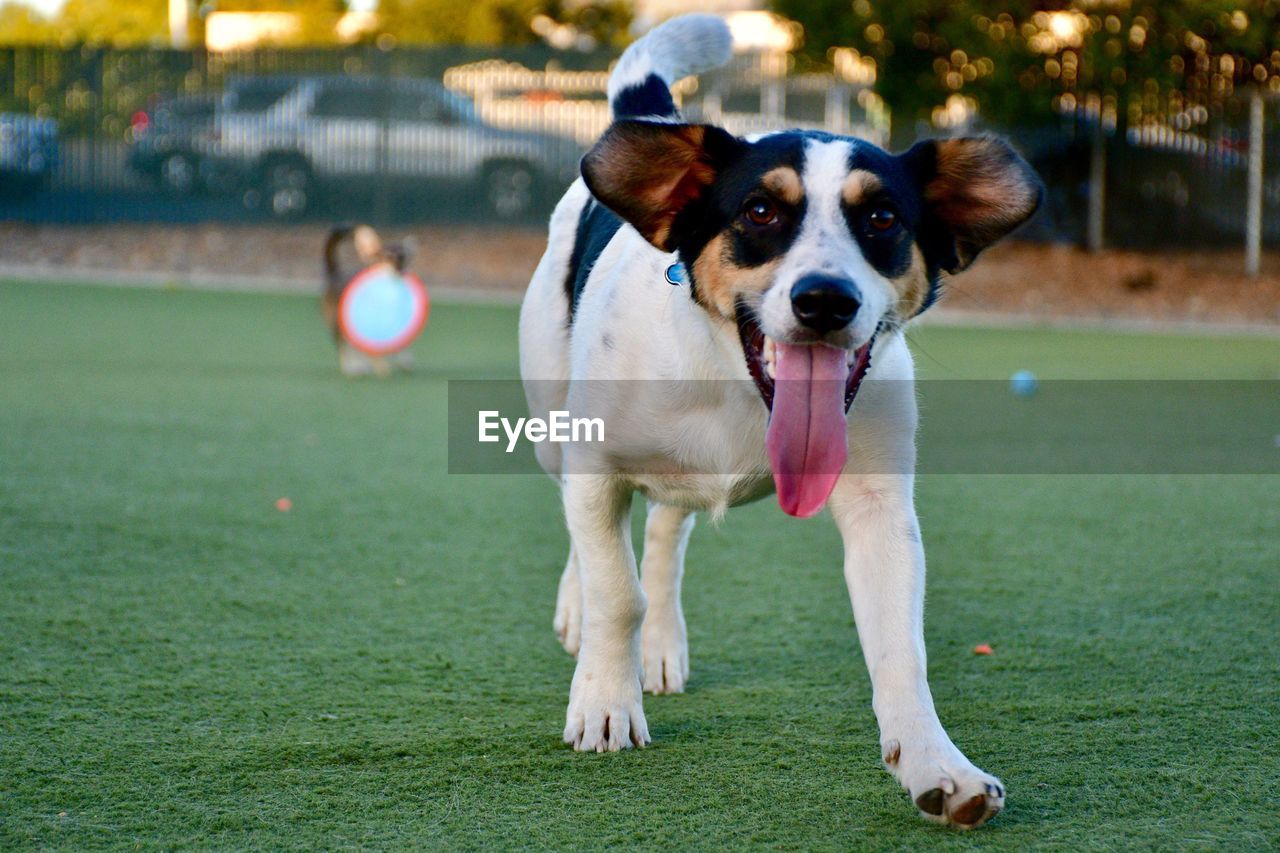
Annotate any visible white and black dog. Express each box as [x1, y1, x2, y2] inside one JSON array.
[[519, 15, 1040, 829]]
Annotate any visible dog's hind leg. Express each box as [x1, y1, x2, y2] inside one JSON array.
[[562, 475, 649, 752], [639, 501, 694, 694], [553, 543, 583, 656]]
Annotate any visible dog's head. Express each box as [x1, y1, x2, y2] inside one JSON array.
[[353, 225, 415, 273], [581, 124, 1041, 515]]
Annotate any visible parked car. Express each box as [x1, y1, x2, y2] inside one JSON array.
[[206, 75, 580, 219], [0, 113, 58, 196], [127, 94, 218, 194]]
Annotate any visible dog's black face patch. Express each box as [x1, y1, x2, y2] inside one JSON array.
[[842, 149, 923, 281], [674, 134, 808, 265], [667, 133, 816, 316]]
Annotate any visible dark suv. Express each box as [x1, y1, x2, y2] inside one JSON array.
[[127, 94, 218, 194]]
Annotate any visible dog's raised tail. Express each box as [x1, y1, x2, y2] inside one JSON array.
[[608, 15, 733, 121]]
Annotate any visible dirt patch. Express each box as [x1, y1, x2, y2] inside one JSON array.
[[945, 241, 1280, 326], [0, 222, 1277, 327], [0, 222, 550, 295]]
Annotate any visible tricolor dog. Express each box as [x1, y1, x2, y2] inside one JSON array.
[[519, 15, 1041, 829]]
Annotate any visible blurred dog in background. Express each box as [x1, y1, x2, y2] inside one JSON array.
[[322, 224, 416, 376]]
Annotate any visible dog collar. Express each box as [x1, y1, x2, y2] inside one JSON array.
[[665, 262, 687, 286]]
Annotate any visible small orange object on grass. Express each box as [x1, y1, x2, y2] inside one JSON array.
[[275, 497, 293, 512], [973, 643, 994, 655]]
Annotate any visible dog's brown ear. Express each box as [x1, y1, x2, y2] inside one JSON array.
[[581, 120, 744, 251], [903, 137, 1042, 272]]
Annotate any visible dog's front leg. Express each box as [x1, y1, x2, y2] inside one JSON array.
[[829, 474, 1004, 829], [561, 475, 649, 752]]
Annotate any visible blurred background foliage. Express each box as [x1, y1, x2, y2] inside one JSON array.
[[0, 0, 634, 50], [0, 0, 1274, 131], [775, 0, 1280, 132], [373, 0, 632, 48]]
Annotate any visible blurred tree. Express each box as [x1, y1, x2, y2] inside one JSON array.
[[212, 0, 352, 45], [374, 0, 630, 48], [214, 0, 346, 9], [55, 0, 169, 46], [0, 3, 58, 44], [538, 0, 633, 49], [0, 1, 357, 47], [0, 0, 629, 49], [772, 0, 1280, 136], [376, 0, 541, 45]]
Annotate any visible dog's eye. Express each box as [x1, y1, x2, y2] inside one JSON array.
[[868, 206, 899, 232], [744, 199, 778, 226]]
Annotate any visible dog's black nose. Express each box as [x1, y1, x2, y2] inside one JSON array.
[[790, 275, 861, 333]]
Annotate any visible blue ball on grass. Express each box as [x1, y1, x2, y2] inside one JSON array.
[[1010, 370, 1039, 397]]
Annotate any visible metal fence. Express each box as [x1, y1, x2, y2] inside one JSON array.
[[1011, 93, 1280, 251], [0, 43, 1275, 252]]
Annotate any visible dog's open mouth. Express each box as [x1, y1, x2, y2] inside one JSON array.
[[735, 305, 874, 412], [735, 304, 875, 519]]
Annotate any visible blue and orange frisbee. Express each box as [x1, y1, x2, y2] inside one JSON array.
[[338, 265, 430, 356]]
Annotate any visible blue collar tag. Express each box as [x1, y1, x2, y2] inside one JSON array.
[[664, 262, 687, 286]]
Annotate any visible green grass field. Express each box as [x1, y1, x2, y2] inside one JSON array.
[[2, 279, 1277, 849]]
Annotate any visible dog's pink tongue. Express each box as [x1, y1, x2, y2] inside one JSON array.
[[766, 343, 850, 518]]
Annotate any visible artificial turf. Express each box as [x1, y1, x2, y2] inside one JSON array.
[[1, 279, 1277, 849]]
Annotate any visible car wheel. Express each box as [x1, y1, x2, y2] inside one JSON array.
[[485, 162, 537, 219], [264, 160, 310, 218], [160, 153, 197, 194]]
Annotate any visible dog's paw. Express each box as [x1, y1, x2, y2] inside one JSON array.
[[640, 609, 688, 694], [553, 563, 583, 657], [564, 666, 649, 752], [882, 737, 1005, 830]]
